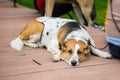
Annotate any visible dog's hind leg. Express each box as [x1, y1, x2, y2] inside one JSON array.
[[91, 47, 112, 59], [23, 33, 43, 48], [89, 39, 112, 58], [24, 42, 40, 48], [10, 37, 24, 50]]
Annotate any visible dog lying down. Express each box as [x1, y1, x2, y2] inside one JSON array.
[[10, 17, 111, 66]]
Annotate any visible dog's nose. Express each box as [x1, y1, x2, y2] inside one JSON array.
[[71, 61, 77, 66]]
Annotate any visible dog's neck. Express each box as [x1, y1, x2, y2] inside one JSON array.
[[64, 30, 89, 44]]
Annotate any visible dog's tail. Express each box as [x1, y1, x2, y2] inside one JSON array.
[[10, 37, 24, 50]]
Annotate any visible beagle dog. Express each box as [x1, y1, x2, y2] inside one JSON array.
[[45, 0, 96, 27], [10, 17, 111, 66]]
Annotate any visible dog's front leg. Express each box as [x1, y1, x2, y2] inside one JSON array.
[[45, 0, 55, 16], [91, 47, 112, 59], [47, 38, 61, 61], [89, 39, 112, 58]]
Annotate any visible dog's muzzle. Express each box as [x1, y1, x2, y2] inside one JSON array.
[[71, 60, 77, 66]]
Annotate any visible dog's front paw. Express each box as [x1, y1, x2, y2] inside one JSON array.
[[100, 52, 112, 59], [53, 55, 61, 62]]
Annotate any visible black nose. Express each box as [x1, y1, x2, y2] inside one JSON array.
[[71, 61, 77, 66]]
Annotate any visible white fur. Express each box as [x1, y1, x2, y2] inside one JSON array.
[[68, 44, 80, 66], [10, 37, 24, 50], [47, 37, 61, 61], [23, 33, 42, 48], [36, 17, 75, 47], [91, 47, 112, 58]]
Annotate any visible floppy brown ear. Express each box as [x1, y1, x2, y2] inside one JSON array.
[[59, 41, 67, 51], [84, 46, 91, 55]]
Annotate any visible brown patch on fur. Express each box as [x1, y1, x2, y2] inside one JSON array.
[[57, 25, 69, 43], [60, 39, 76, 60], [57, 22, 80, 43], [19, 20, 44, 40]]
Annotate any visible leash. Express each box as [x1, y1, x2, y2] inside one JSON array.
[[110, 0, 120, 33], [90, 43, 108, 50], [89, 0, 120, 50], [88, 40, 108, 50], [39, 23, 45, 42]]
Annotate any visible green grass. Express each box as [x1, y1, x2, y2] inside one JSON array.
[[11, 0, 108, 26], [94, 0, 108, 26]]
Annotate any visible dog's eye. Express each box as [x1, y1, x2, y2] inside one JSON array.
[[77, 50, 81, 55], [68, 50, 73, 54]]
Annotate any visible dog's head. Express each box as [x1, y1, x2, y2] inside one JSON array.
[[59, 39, 91, 66]]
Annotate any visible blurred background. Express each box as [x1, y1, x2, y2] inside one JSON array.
[[11, 0, 108, 27]]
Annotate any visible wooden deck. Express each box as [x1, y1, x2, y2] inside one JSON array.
[[0, 0, 120, 80]]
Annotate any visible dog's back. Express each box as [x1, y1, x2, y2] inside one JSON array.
[[36, 17, 76, 47]]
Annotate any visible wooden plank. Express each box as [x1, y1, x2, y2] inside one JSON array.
[[0, 51, 118, 77], [0, 0, 120, 80], [0, 63, 120, 80]]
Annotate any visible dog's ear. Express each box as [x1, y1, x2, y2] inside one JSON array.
[[84, 46, 91, 55], [59, 41, 67, 51]]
